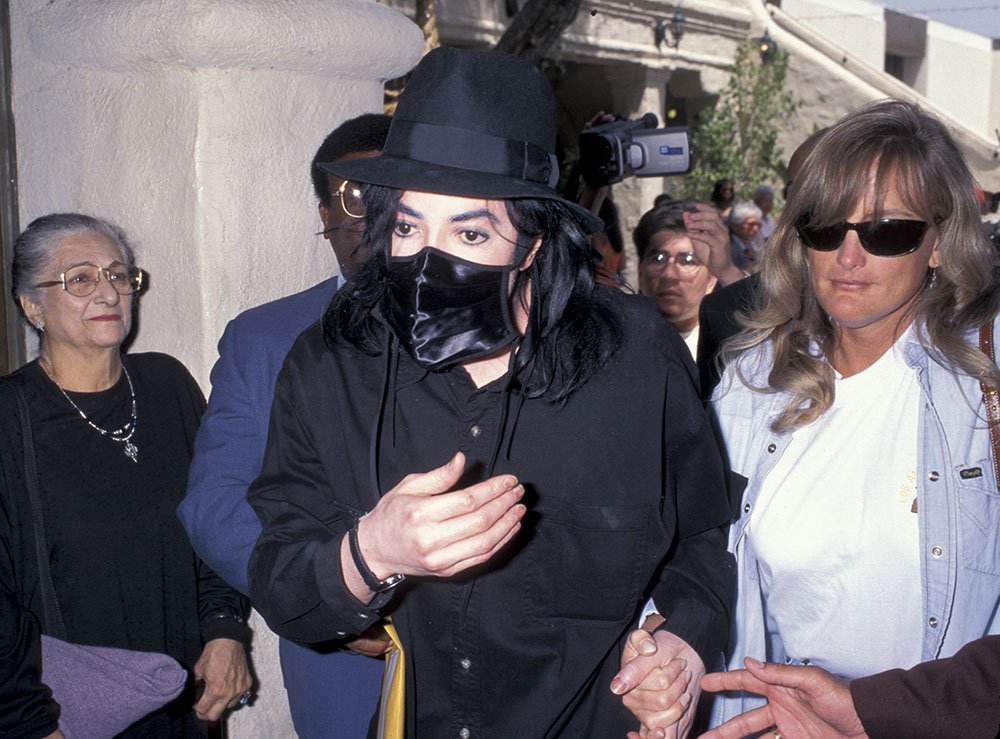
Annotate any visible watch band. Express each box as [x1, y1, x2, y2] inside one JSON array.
[[348, 518, 406, 593]]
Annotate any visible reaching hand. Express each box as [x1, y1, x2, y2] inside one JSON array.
[[349, 452, 525, 596], [612, 616, 705, 739], [700, 657, 868, 739]]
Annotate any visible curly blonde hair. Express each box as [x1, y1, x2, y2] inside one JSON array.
[[724, 100, 1000, 432]]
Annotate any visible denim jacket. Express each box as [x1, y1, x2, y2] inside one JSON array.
[[709, 318, 1000, 726]]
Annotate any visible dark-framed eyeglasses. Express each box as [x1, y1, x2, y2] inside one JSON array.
[[642, 250, 702, 274], [796, 214, 938, 257], [33, 264, 143, 297], [333, 180, 365, 219]]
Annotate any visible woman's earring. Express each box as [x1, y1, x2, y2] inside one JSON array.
[[928, 268, 937, 288], [34, 319, 44, 331]]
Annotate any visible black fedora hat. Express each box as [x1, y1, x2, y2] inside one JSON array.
[[321, 46, 603, 232]]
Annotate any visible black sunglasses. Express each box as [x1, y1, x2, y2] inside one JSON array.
[[796, 214, 936, 257]]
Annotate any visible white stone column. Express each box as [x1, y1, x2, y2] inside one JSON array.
[[12, 0, 422, 388], [11, 2, 422, 736]]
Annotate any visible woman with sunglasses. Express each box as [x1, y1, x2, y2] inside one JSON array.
[[702, 100, 1000, 735], [0, 213, 250, 737]]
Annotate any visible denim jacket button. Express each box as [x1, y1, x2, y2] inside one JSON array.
[[928, 616, 939, 627], [743, 502, 752, 514], [928, 470, 940, 481], [931, 545, 943, 558], [767, 443, 777, 453]]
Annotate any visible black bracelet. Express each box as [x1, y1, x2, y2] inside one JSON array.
[[348, 518, 406, 594], [205, 611, 245, 625]]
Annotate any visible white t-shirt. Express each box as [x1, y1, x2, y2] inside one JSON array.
[[746, 329, 923, 678], [680, 324, 699, 360]]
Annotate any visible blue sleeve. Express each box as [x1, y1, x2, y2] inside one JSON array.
[[178, 318, 270, 595]]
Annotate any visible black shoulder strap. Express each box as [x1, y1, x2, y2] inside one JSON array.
[[7, 378, 69, 639]]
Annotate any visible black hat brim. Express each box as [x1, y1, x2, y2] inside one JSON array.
[[320, 155, 604, 234]]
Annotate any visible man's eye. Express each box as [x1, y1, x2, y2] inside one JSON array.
[[651, 252, 668, 264], [460, 229, 487, 245], [679, 253, 698, 266], [68, 272, 96, 284], [393, 222, 414, 237]]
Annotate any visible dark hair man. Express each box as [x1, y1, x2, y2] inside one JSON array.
[[178, 113, 392, 737]]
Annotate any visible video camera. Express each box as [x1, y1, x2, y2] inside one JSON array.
[[578, 113, 691, 187]]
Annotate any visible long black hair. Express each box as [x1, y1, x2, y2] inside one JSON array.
[[324, 186, 623, 402]]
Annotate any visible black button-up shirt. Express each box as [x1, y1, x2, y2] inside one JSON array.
[[248, 289, 735, 737]]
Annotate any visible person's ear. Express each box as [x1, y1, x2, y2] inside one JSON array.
[[20, 295, 44, 328], [318, 202, 332, 234], [518, 237, 543, 271]]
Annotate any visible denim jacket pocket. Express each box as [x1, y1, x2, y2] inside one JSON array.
[[527, 503, 649, 625], [956, 459, 1000, 575]]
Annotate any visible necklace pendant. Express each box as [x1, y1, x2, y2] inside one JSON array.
[[124, 440, 139, 464]]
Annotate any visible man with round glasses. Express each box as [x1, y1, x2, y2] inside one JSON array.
[[178, 113, 392, 738], [633, 200, 744, 359]]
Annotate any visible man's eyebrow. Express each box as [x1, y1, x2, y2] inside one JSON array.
[[449, 208, 498, 224], [397, 203, 422, 219]]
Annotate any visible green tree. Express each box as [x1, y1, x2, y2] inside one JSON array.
[[682, 38, 799, 201]]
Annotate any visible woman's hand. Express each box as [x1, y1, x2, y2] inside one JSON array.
[[192, 638, 252, 721], [43, 731, 65, 739], [343, 452, 525, 601], [611, 615, 706, 739]]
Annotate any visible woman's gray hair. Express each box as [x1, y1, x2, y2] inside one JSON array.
[[723, 99, 1000, 432], [11, 213, 136, 321], [728, 200, 763, 227]]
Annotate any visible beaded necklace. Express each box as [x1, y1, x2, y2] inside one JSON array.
[[43, 359, 139, 463]]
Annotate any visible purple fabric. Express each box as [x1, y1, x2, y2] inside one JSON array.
[[40, 635, 186, 738]]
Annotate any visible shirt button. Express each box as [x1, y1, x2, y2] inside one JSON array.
[[931, 545, 943, 558], [784, 656, 792, 664], [928, 470, 940, 481], [767, 443, 777, 453], [801, 658, 811, 665], [459, 729, 471, 739], [460, 657, 471, 670], [469, 425, 482, 438], [928, 617, 939, 628], [743, 502, 752, 514]]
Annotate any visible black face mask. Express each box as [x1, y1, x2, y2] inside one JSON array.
[[383, 247, 520, 370]]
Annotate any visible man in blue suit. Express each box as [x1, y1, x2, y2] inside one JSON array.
[[178, 113, 392, 737]]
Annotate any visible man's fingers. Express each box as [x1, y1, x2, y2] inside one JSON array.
[[698, 704, 775, 739], [433, 515, 524, 576], [396, 452, 467, 497], [743, 656, 818, 691], [622, 664, 689, 714], [629, 690, 692, 731], [701, 667, 768, 696]]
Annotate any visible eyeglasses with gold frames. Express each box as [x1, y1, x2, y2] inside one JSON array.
[[33, 264, 143, 298], [333, 180, 365, 219]]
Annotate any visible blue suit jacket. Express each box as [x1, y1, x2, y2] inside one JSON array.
[[178, 277, 382, 738]]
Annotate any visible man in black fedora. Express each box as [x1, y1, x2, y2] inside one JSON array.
[[247, 46, 734, 738]]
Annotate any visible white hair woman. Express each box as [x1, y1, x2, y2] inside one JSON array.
[[1, 214, 251, 737], [706, 100, 1000, 736]]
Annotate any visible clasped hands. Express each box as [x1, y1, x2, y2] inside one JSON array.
[[612, 614, 706, 739]]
